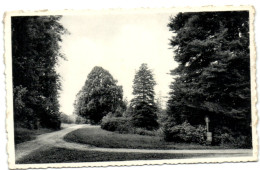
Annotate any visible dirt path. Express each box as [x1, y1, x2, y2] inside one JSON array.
[[15, 124, 253, 162], [15, 124, 88, 161]]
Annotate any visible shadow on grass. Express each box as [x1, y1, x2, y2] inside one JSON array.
[[17, 147, 227, 164], [14, 128, 56, 145]]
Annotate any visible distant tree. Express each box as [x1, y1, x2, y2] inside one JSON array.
[[75, 115, 87, 124], [165, 12, 251, 143], [155, 92, 167, 127], [12, 16, 67, 129], [60, 113, 75, 124], [130, 63, 158, 130], [74, 66, 124, 124]]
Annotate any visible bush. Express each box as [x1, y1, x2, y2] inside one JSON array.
[[75, 116, 87, 124], [47, 118, 61, 130], [213, 127, 252, 148], [101, 114, 132, 133], [163, 121, 206, 144], [193, 125, 207, 144], [60, 113, 75, 124], [101, 112, 165, 136]]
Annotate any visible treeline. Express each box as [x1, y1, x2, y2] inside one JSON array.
[[12, 16, 67, 129], [74, 11, 251, 148]]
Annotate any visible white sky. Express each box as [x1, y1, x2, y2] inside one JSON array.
[[56, 12, 178, 115]]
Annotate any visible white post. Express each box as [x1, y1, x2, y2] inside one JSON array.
[[205, 116, 209, 132], [205, 116, 212, 144]]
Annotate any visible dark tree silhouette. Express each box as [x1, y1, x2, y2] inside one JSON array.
[[12, 16, 67, 129], [165, 12, 251, 145], [130, 63, 158, 130]]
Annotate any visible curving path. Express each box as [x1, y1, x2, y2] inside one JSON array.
[[15, 124, 253, 162], [15, 124, 88, 161]]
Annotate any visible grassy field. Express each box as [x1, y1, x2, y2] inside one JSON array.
[[14, 127, 55, 145], [64, 126, 233, 149], [17, 146, 224, 164]]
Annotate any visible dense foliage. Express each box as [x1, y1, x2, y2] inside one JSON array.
[[73, 66, 124, 124], [165, 11, 251, 146], [12, 16, 67, 129], [60, 113, 75, 124], [101, 113, 160, 136], [101, 113, 132, 133], [130, 63, 158, 130], [163, 121, 206, 144]]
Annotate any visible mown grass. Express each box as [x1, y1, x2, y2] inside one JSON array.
[[14, 127, 55, 145], [64, 126, 233, 149], [17, 147, 221, 164]]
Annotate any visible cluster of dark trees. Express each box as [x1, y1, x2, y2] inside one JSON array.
[[12, 16, 67, 129], [73, 64, 159, 130], [165, 11, 251, 146]]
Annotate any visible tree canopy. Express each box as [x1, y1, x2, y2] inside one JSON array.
[[12, 16, 67, 129], [130, 63, 158, 130], [74, 66, 124, 124], [166, 11, 251, 141]]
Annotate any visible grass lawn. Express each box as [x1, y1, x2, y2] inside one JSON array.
[[64, 126, 233, 150], [14, 127, 55, 145], [17, 147, 224, 164]]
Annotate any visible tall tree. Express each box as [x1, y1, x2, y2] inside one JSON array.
[[130, 63, 158, 130], [12, 16, 67, 129], [74, 66, 124, 124], [166, 12, 251, 142]]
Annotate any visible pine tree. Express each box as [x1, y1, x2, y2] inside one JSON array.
[[74, 66, 124, 124], [130, 63, 158, 130], [165, 12, 251, 144]]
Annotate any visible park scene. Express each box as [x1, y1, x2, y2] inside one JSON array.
[[12, 11, 253, 164]]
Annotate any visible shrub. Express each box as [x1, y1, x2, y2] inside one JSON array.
[[193, 125, 207, 144], [60, 113, 75, 124], [163, 121, 206, 144], [155, 127, 164, 137], [101, 112, 165, 136], [162, 116, 177, 141], [213, 127, 252, 148], [75, 116, 87, 124], [101, 114, 132, 133], [47, 118, 61, 130]]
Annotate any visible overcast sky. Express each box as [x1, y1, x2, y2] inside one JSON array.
[[56, 12, 178, 115]]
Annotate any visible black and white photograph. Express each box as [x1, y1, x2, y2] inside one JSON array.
[[4, 6, 257, 169]]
